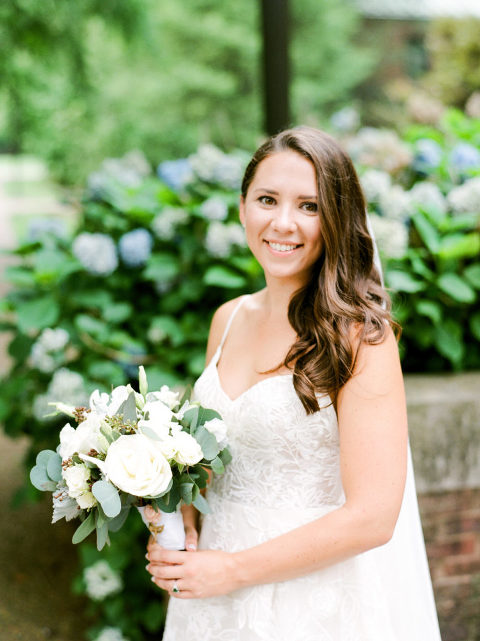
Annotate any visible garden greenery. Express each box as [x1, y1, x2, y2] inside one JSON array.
[[1, 109, 479, 639]]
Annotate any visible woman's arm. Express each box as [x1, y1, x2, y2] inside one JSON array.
[[148, 326, 407, 598]]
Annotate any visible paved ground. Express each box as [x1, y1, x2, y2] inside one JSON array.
[[0, 157, 86, 640]]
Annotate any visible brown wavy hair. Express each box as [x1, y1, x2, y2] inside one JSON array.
[[241, 126, 398, 414]]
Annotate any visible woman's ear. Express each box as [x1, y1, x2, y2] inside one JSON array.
[[239, 195, 246, 227]]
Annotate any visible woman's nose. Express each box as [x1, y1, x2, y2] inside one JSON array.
[[272, 205, 296, 233]]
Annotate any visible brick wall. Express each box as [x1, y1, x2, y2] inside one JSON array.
[[419, 488, 480, 641]]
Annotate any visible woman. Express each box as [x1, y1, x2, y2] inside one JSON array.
[[146, 127, 442, 640]]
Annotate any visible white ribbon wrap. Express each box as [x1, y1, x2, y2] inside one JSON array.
[[137, 505, 186, 550]]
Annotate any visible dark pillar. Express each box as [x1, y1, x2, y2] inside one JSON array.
[[261, 0, 290, 135]]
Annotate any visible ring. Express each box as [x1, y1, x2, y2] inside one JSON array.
[[172, 582, 180, 594]]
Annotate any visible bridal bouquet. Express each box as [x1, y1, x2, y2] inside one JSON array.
[[30, 366, 231, 550]]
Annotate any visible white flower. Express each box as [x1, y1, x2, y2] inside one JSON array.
[[379, 185, 411, 221], [103, 434, 173, 497], [200, 196, 229, 221], [146, 386, 180, 410], [205, 221, 245, 258], [52, 484, 80, 523], [171, 431, 203, 466], [30, 343, 56, 373], [39, 327, 69, 351], [63, 464, 91, 498], [203, 418, 228, 449], [447, 177, 480, 214], [137, 418, 170, 441], [33, 368, 87, 422], [152, 207, 189, 240], [73, 232, 118, 276], [368, 214, 409, 259], [156, 434, 178, 460], [347, 128, 412, 173], [89, 386, 131, 417], [330, 106, 360, 132], [360, 169, 391, 203], [84, 560, 123, 601], [409, 182, 447, 215], [76, 491, 97, 509], [95, 627, 130, 641], [59, 414, 109, 460], [141, 399, 174, 439]]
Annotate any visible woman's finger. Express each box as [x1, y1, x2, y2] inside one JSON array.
[[147, 563, 185, 580]]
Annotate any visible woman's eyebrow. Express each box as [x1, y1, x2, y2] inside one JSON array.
[[252, 188, 317, 199]]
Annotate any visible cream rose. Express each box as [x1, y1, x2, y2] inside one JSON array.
[[146, 386, 180, 410], [172, 431, 203, 466], [203, 418, 228, 449], [104, 434, 172, 497], [63, 464, 91, 498], [76, 491, 97, 509]]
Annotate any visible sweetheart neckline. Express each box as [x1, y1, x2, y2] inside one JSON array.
[[210, 346, 293, 404]]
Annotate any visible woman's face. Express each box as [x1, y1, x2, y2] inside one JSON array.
[[240, 151, 323, 286]]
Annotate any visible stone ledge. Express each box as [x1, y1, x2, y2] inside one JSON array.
[[405, 372, 480, 493]]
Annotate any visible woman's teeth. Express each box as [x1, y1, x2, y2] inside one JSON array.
[[268, 242, 300, 252]]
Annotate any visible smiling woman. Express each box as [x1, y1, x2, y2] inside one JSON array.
[[146, 126, 442, 641]]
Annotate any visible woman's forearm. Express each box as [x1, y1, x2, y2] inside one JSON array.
[[231, 504, 394, 589]]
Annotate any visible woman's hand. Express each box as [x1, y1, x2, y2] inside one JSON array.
[[146, 544, 239, 599]]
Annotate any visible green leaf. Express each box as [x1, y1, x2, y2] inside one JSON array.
[[96, 521, 110, 551], [36, 449, 57, 467], [192, 493, 211, 514], [412, 212, 440, 254], [414, 300, 442, 325], [17, 295, 60, 333], [434, 321, 464, 367], [75, 314, 109, 338], [154, 484, 180, 513], [107, 507, 131, 532], [193, 425, 220, 460], [148, 316, 184, 347], [386, 270, 425, 293], [30, 465, 57, 491], [437, 274, 476, 303], [203, 266, 246, 289], [92, 481, 122, 518], [138, 424, 161, 441], [438, 233, 480, 260], [219, 448, 233, 466], [182, 406, 199, 431], [143, 253, 180, 282], [464, 264, 480, 289], [103, 303, 133, 324], [4, 266, 36, 287], [198, 407, 222, 424], [46, 453, 63, 482], [8, 334, 33, 361], [72, 511, 96, 544], [470, 312, 480, 341], [191, 465, 210, 488], [115, 391, 137, 423], [210, 456, 225, 475], [87, 361, 126, 387], [180, 482, 194, 504]]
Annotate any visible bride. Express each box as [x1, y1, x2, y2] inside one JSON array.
[[146, 126, 442, 640]]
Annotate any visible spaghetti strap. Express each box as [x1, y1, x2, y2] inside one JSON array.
[[219, 295, 250, 350]]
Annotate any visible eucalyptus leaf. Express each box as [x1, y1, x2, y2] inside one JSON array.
[[219, 448, 233, 466], [115, 391, 137, 423], [211, 456, 225, 475], [46, 453, 63, 483], [92, 481, 122, 518], [137, 424, 162, 441], [194, 425, 220, 460], [36, 449, 57, 467], [96, 521, 110, 551], [108, 507, 131, 532], [72, 511, 96, 544], [198, 407, 222, 424], [193, 493, 211, 514], [182, 406, 199, 431], [30, 465, 57, 492], [180, 482, 194, 504]]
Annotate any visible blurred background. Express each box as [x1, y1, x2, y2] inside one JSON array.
[[1, 1, 480, 640]]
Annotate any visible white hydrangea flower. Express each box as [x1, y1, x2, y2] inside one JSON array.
[[347, 128, 412, 172], [330, 106, 360, 132], [73, 232, 118, 276], [360, 169, 392, 203], [189, 144, 246, 189], [368, 214, 409, 259], [33, 368, 88, 421], [447, 177, 480, 214], [379, 185, 411, 221], [409, 182, 447, 215], [200, 196, 229, 221], [84, 561, 123, 601], [39, 328, 69, 351], [30, 343, 56, 373], [95, 628, 129, 641], [152, 207, 189, 240], [30, 328, 70, 372], [205, 222, 245, 257]]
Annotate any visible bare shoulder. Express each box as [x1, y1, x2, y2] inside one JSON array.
[[205, 296, 246, 366]]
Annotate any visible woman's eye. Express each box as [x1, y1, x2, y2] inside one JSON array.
[[258, 195, 275, 206], [301, 201, 318, 213]]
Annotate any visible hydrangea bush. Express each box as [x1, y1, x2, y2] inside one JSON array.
[[1, 111, 479, 638]]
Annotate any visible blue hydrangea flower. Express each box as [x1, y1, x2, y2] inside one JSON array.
[[118, 228, 153, 267], [27, 218, 67, 244], [449, 143, 480, 172], [157, 159, 193, 192], [72, 232, 118, 276], [413, 139, 442, 173]]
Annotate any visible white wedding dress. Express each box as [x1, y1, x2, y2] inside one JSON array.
[[162, 297, 442, 641]]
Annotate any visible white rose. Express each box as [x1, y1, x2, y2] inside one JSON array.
[[155, 435, 177, 460], [172, 431, 203, 466], [137, 417, 170, 441], [104, 434, 172, 497], [63, 464, 91, 498], [146, 386, 180, 410], [89, 385, 131, 416], [203, 418, 228, 449], [59, 414, 109, 460], [76, 491, 97, 509]]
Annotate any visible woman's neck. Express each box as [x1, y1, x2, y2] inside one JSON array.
[[260, 274, 307, 320]]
